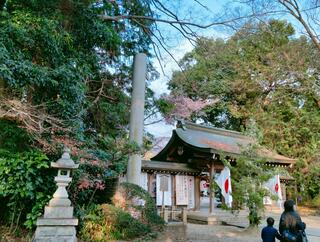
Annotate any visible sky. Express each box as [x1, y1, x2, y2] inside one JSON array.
[[145, 29, 227, 137], [145, 1, 230, 138], [145, 38, 192, 137]]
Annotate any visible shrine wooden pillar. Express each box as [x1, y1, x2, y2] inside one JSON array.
[[147, 173, 152, 194], [280, 182, 286, 201], [172, 174, 176, 207], [194, 176, 200, 211], [209, 160, 215, 214]]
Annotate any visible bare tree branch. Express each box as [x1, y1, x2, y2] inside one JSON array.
[[99, 11, 283, 29], [279, 0, 320, 51], [0, 98, 68, 135], [193, 0, 211, 12], [144, 118, 164, 126]]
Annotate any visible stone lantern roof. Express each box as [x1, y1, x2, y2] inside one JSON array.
[[51, 147, 79, 169]]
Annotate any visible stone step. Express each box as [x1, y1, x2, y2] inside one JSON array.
[[187, 209, 249, 226]]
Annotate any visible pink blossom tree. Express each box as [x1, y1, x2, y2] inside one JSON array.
[[161, 94, 219, 123]]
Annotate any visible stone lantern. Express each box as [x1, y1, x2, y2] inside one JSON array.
[[34, 147, 79, 242]]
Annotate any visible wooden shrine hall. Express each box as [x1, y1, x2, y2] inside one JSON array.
[[141, 121, 296, 214]]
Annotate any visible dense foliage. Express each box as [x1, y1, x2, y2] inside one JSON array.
[[168, 19, 320, 201], [113, 182, 165, 227], [0, 0, 158, 234], [0, 120, 55, 231], [80, 204, 151, 241], [0, 0, 153, 135], [1, 0, 319, 237], [224, 150, 275, 226], [79, 183, 164, 241]]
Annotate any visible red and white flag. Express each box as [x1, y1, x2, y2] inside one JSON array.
[[215, 167, 233, 207], [264, 174, 282, 204]]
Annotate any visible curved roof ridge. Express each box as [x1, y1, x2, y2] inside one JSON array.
[[182, 121, 254, 141], [151, 121, 296, 165]]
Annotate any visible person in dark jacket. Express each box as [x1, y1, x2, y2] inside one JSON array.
[[261, 217, 282, 242], [279, 199, 306, 242]]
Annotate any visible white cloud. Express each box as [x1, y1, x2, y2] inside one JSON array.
[[145, 120, 173, 138]]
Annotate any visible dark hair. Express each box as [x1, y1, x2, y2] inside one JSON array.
[[267, 217, 274, 226], [284, 199, 295, 212]]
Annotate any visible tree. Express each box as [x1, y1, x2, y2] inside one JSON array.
[[0, 1, 261, 229], [0, 0, 153, 136], [222, 0, 320, 52], [0, 0, 155, 229], [168, 19, 320, 200], [225, 154, 273, 227]]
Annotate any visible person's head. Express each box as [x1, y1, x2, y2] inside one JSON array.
[[267, 217, 275, 226], [284, 199, 295, 212]]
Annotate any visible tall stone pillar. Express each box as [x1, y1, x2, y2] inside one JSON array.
[[127, 53, 147, 185], [34, 148, 78, 242]]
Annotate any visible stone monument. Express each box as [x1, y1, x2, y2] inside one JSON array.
[[127, 53, 147, 186], [33, 147, 79, 242]]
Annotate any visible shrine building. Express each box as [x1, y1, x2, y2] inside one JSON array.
[[140, 121, 295, 212]]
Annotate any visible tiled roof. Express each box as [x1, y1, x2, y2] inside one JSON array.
[[152, 121, 296, 164]]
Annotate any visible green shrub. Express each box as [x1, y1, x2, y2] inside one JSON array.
[[79, 183, 164, 241], [79, 204, 151, 241], [69, 161, 118, 208], [0, 149, 55, 230], [0, 120, 32, 152], [114, 182, 164, 228], [311, 195, 320, 208], [68, 137, 140, 210]]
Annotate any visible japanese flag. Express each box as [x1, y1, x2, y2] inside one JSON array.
[[216, 167, 233, 208], [264, 174, 282, 201]]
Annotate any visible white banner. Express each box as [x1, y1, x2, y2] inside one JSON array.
[[140, 172, 148, 191], [187, 176, 195, 209], [176, 175, 188, 205], [175, 175, 195, 208], [156, 174, 172, 206]]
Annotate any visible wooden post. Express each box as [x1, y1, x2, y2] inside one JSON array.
[[182, 207, 187, 224], [294, 181, 298, 207], [172, 174, 176, 207], [209, 161, 215, 214], [282, 183, 286, 201], [194, 176, 200, 211], [171, 175, 175, 220], [147, 173, 152, 195], [163, 208, 169, 223], [162, 190, 165, 210]]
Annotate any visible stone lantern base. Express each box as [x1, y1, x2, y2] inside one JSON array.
[[34, 217, 78, 242]]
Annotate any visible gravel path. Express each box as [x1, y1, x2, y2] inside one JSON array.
[[154, 212, 320, 242], [155, 223, 261, 242]]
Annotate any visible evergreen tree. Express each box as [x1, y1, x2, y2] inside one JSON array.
[[168, 19, 320, 200]]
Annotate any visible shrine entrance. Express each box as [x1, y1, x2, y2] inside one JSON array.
[[199, 172, 222, 211], [145, 121, 295, 216]]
